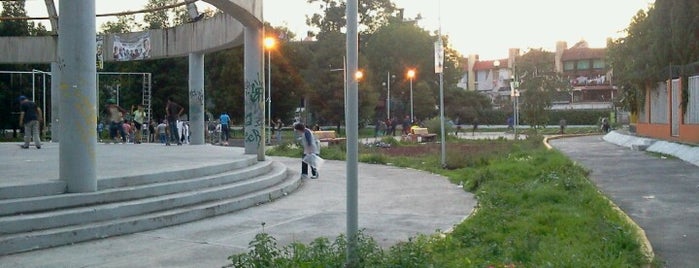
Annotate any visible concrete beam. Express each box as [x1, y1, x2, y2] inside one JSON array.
[[0, 0, 263, 64]]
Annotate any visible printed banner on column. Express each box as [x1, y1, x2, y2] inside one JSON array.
[[96, 35, 104, 69], [434, 39, 444, 74], [113, 32, 151, 61]]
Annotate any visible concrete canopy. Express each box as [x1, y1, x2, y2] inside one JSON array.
[[0, 0, 263, 64]]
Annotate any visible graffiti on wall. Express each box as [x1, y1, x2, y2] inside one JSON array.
[[244, 76, 263, 146], [189, 89, 204, 106], [60, 82, 97, 147]]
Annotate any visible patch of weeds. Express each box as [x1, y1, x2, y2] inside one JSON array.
[[359, 153, 388, 164]]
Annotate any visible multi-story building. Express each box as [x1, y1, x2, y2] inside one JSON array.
[[458, 40, 616, 110], [458, 49, 519, 107], [554, 40, 616, 110]]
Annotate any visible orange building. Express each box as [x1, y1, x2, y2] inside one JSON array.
[[635, 77, 699, 144]]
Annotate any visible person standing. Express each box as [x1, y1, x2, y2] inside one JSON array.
[[104, 98, 128, 144], [390, 116, 398, 136], [19, 96, 42, 149], [131, 104, 146, 144], [219, 112, 230, 145], [156, 120, 168, 144], [601, 117, 610, 133], [148, 119, 156, 143], [559, 118, 567, 134], [294, 123, 319, 179], [507, 116, 514, 132], [274, 118, 283, 144], [122, 120, 133, 143], [165, 97, 184, 146], [402, 115, 410, 135]]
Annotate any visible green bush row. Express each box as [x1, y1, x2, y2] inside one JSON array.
[[472, 109, 613, 125]]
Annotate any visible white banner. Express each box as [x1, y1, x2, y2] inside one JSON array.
[[434, 39, 444, 74], [113, 33, 151, 61], [96, 35, 104, 69]]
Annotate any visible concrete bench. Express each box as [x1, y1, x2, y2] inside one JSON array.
[[313, 130, 346, 145], [403, 127, 437, 142]]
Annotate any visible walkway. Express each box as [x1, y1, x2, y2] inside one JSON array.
[[0, 143, 476, 267], [550, 134, 699, 267]]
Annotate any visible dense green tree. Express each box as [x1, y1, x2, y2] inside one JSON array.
[[306, 0, 396, 35], [608, 0, 699, 115], [363, 21, 461, 122], [143, 0, 179, 30], [515, 49, 568, 129], [100, 15, 142, 34], [303, 31, 348, 127], [443, 87, 491, 123], [607, 10, 652, 115], [0, 1, 30, 36]]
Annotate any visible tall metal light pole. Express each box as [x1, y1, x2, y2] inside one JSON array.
[[264, 37, 275, 145], [382, 72, 395, 119], [407, 69, 415, 122], [346, 0, 359, 265], [510, 77, 520, 139]]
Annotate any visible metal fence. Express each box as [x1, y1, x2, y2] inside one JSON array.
[[687, 75, 699, 124], [650, 81, 669, 124]]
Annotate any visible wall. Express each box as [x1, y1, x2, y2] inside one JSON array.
[[636, 77, 699, 144]]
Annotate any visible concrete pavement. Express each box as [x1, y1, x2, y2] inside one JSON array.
[[0, 143, 476, 268], [2, 130, 694, 267]]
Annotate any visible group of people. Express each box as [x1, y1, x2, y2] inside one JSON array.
[[101, 96, 187, 145], [372, 115, 424, 137]]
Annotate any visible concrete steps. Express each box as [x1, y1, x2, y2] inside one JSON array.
[[0, 158, 302, 256]]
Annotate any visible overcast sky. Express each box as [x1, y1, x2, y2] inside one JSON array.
[[23, 0, 654, 59]]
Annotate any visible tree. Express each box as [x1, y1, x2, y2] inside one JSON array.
[[304, 31, 348, 127], [0, 1, 30, 36], [100, 15, 143, 34], [363, 20, 461, 123], [443, 87, 491, 123], [608, 0, 699, 115], [143, 0, 179, 30], [306, 0, 396, 35], [607, 10, 652, 115], [516, 49, 568, 129]]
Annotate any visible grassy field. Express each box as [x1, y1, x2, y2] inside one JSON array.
[[228, 134, 655, 267]]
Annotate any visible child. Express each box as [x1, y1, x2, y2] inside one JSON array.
[[157, 120, 168, 144]]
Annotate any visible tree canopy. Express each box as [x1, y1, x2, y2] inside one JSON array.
[[607, 0, 699, 114]]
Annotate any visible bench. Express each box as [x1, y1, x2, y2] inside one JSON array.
[[403, 127, 437, 142], [313, 130, 347, 145]]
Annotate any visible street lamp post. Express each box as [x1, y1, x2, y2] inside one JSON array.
[[382, 72, 395, 119], [264, 37, 275, 144], [510, 77, 520, 139], [407, 69, 415, 122]]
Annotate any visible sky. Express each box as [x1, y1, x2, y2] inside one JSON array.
[[22, 0, 654, 60]]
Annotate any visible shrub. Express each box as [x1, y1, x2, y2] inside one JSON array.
[[422, 117, 453, 136]]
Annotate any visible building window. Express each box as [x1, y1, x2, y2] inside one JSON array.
[[564, 61, 575, 71], [593, 59, 605, 69], [577, 60, 590, 70]]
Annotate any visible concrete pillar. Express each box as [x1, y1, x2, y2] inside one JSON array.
[[243, 27, 265, 160], [188, 52, 205, 145], [50, 62, 60, 142], [58, 0, 97, 192]]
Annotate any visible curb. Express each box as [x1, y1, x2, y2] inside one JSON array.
[[543, 134, 655, 265]]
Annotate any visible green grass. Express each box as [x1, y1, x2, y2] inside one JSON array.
[[235, 136, 654, 267]]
